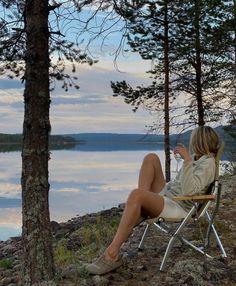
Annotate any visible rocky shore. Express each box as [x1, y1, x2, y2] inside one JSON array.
[[0, 175, 236, 286]]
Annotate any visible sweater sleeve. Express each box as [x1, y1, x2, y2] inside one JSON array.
[[180, 157, 216, 196]]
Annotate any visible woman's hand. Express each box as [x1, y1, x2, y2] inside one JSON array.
[[174, 144, 192, 162]]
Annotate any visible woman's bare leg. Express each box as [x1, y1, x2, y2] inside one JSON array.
[[105, 189, 164, 261], [104, 153, 166, 261], [138, 153, 166, 193]]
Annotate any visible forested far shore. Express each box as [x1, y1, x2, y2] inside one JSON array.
[[0, 134, 80, 152], [0, 133, 78, 144], [1, 125, 236, 145]]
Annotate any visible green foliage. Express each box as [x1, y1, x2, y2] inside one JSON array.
[[0, 133, 77, 152], [54, 241, 75, 267], [75, 215, 120, 260], [54, 214, 120, 267], [0, 1, 97, 91], [0, 258, 14, 270], [223, 124, 236, 140], [0, 133, 22, 143], [112, 0, 236, 129], [223, 124, 236, 175]]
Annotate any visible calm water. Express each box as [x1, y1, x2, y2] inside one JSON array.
[[1, 147, 174, 241]]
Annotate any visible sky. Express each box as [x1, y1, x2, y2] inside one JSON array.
[[0, 3, 156, 135], [0, 2, 230, 136], [0, 53, 154, 134]]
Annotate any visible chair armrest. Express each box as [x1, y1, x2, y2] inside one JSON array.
[[173, 195, 215, 201]]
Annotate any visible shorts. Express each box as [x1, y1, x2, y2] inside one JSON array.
[[159, 193, 188, 219]]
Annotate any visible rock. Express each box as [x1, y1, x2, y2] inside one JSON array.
[[92, 275, 109, 286], [66, 233, 82, 251], [11, 275, 20, 283], [136, 264, 147, 271], [0, 175, 235, 286], [61, 264, 79, 279], [85, 216, 97, 224], [0, 277, 12, 286], [13, 263, 21, 272], [1, 244, 16, 255], [12, 249, 22, 258], [50, 221, 61, 233]]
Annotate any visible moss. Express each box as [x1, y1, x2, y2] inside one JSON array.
[[0, 258, 14, 269]]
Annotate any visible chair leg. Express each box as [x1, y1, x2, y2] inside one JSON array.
[[205, 211, 227, 258], [180, 237, 213, 258], [153, 222, 169, 234], [159, 208, 197, 271], [160, 236, 176, 271], [138, 224, 150, 250], [211, 224, 227, 257]]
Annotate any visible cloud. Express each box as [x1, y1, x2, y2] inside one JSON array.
[[0, 54, 153, 134], [0, 183, 21, 197], [51, 93, 108, 106], [0, 88, 23, 104], [0, 208, 21, 227]]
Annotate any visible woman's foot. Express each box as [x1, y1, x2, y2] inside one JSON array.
[[85, 252, 123, 275]]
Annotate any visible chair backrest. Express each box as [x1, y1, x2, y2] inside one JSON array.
[[214, 141, 225, 181], [194, 141, 224, 218], [197, 181, 221, 218]]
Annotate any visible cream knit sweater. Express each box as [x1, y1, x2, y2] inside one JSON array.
[[163, 155, 216, 211]]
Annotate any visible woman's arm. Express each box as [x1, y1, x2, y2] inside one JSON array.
[[174, 144, 192, 162]]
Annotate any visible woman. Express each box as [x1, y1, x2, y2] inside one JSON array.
[[86, 126, 221, 275]]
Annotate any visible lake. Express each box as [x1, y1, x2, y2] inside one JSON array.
[[0, 144, 173, 241], [0, 139, 233, 241]]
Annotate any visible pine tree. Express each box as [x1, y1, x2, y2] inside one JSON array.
[[112, 0, 175, 181], [0, 0, 95, 283], [21, 0, 55, 282], [170, 0, 234, 125]]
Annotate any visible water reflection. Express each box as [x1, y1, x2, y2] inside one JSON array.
[[0, 208, 21, 240], [1, 139, 235, 241], [49, 150, 165, 220], [0, 148, 166, 240]]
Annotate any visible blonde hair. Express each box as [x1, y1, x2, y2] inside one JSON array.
[[189, 126, 220, 158]]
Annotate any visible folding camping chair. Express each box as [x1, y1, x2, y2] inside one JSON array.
[[138, 143, 227, 271]]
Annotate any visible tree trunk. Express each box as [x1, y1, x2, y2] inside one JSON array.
[[194, 0, 205, 126], [164, 0, 171, 181], [21, 0, 55, 284], [234, 0, 236, 78], [233, 0, 236, 114]]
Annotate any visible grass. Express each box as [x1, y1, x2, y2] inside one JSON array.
[[0, 258, 14, 269], [187, 217, 231, 244], [54, 240, 75, 267], [74, 215, 120, 260], [54, 214, 121, 268]]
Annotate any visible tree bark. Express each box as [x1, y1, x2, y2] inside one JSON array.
[[234, 0, 236, 78], [21, 0, 55, 284], [194, 0, 205, 126], [163, 0, 171, 181]]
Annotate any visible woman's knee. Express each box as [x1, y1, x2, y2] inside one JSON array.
[[143, 153, 161, 165], [127, 188, 144, 205]]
